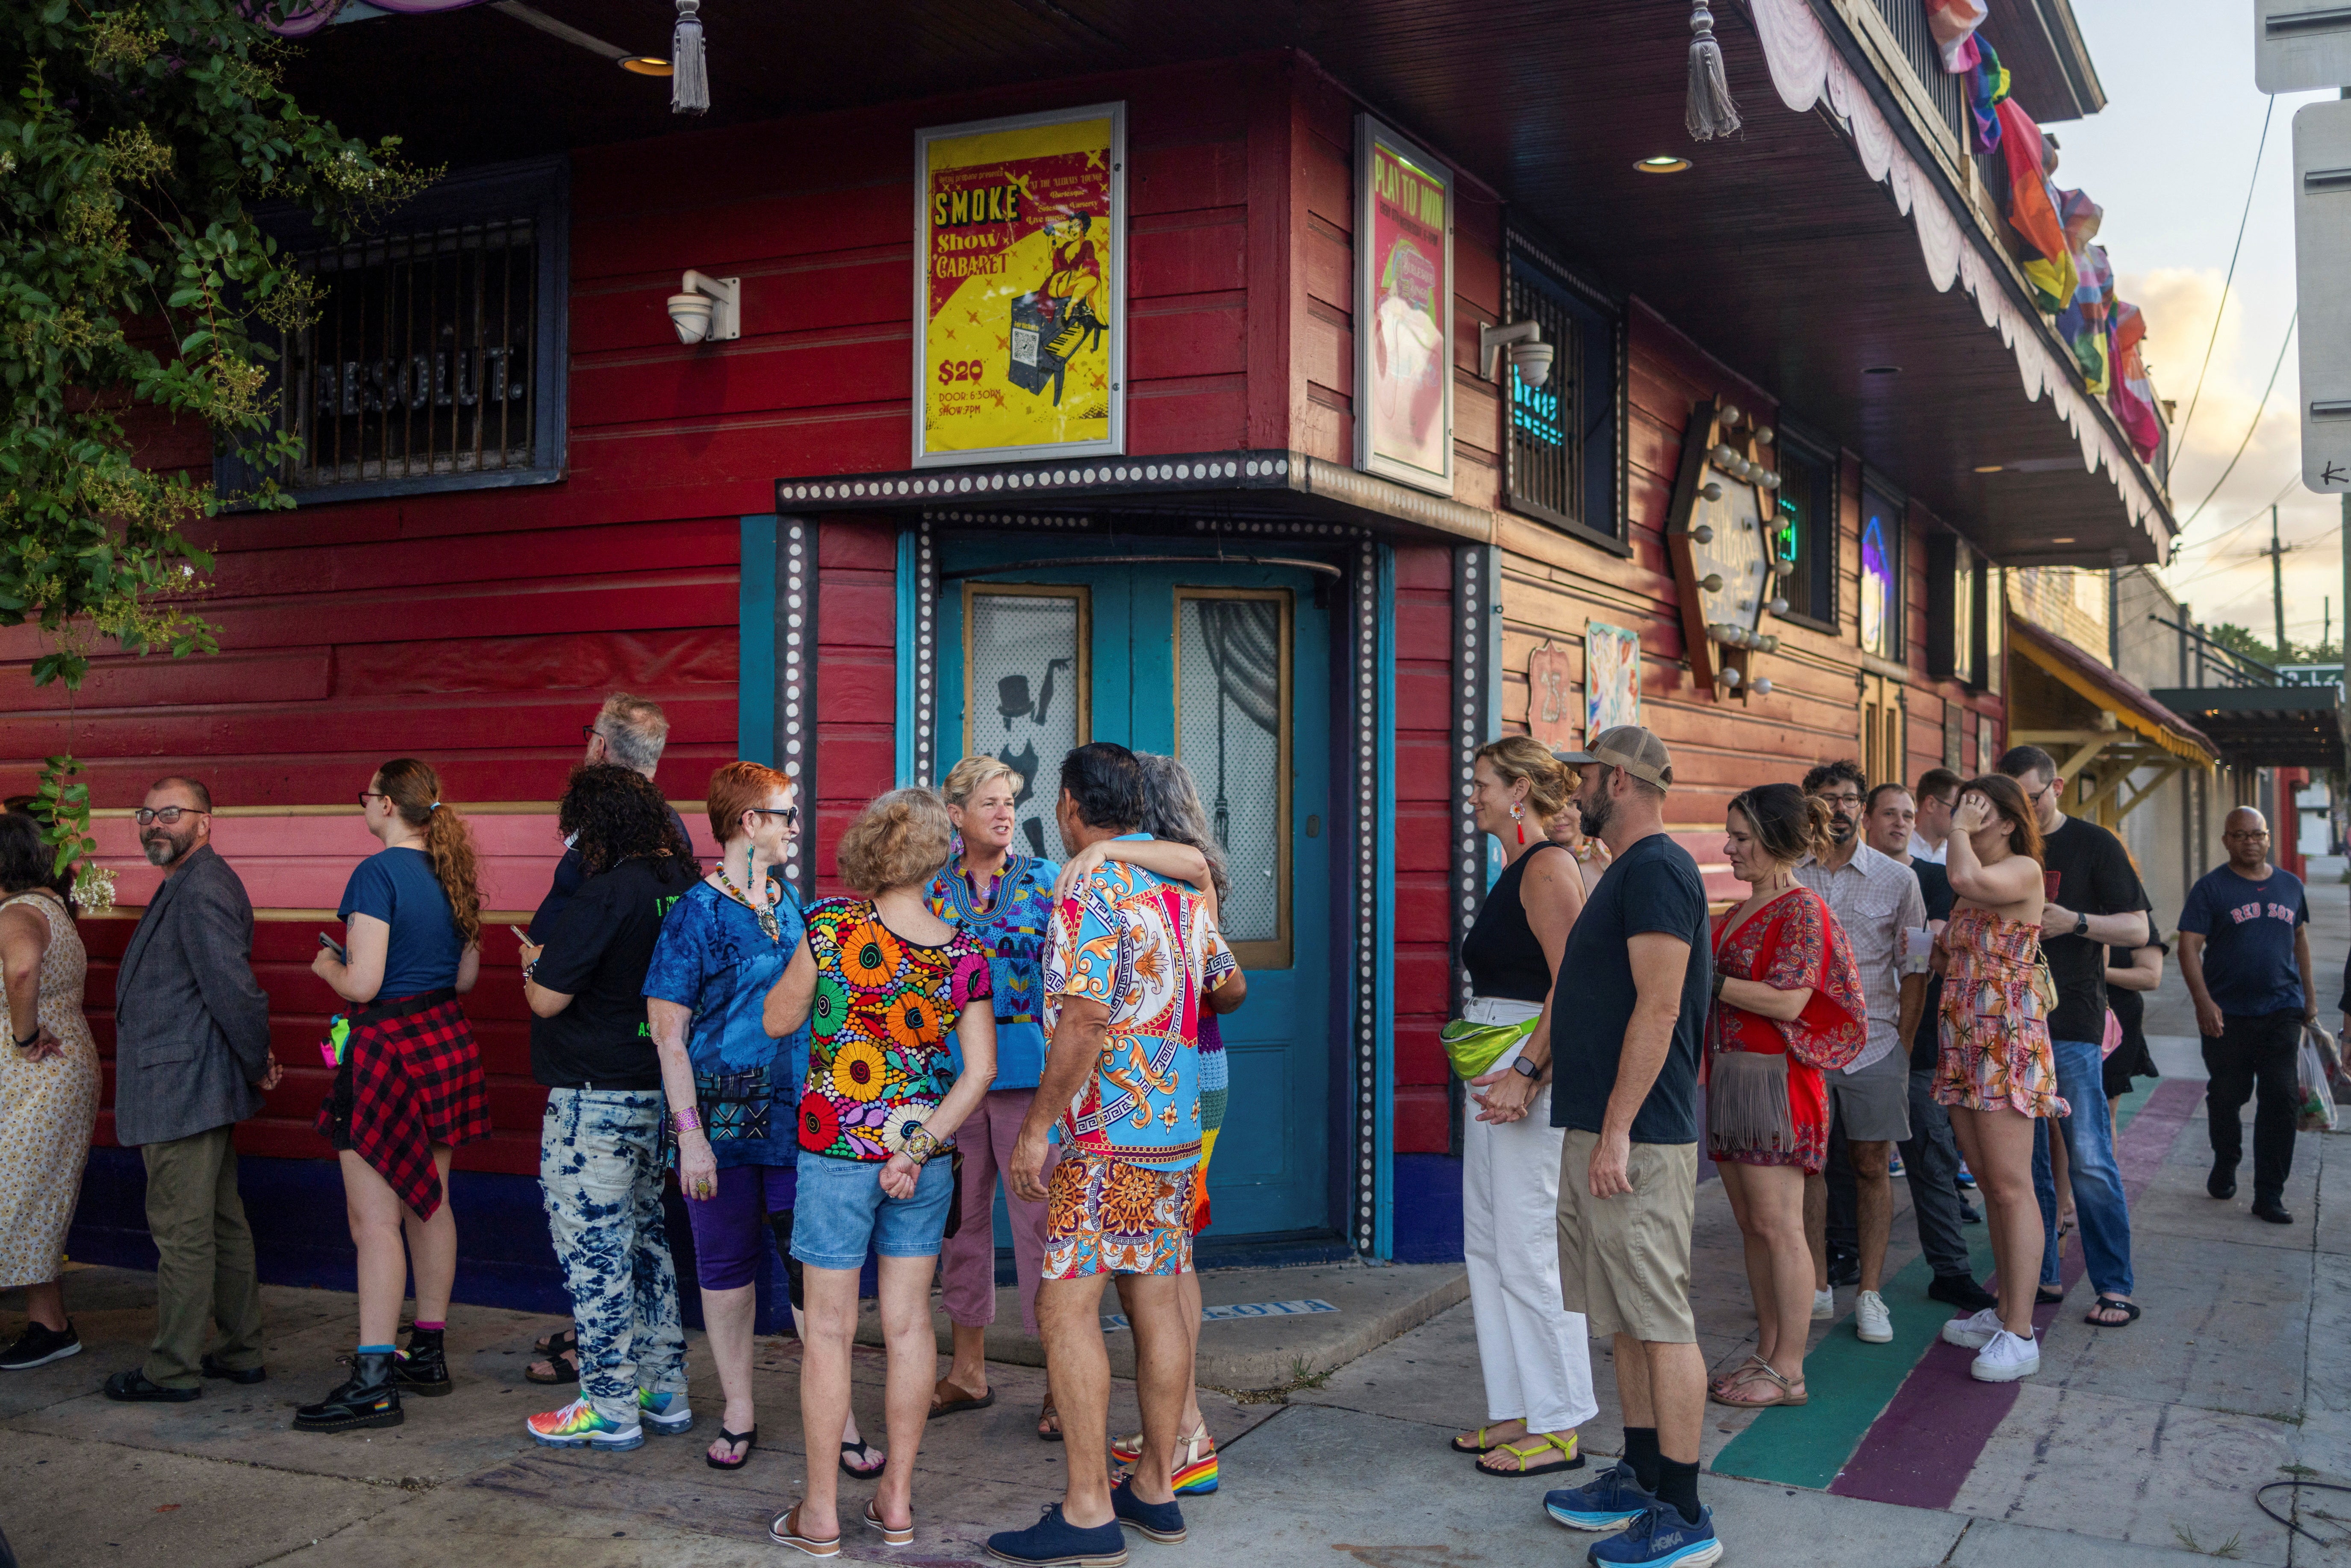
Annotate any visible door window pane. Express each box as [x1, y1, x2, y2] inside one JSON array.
[[1176, 590, 1290, 962], [963, 585, 1088, 862], [1861, 484, 1903, 661]]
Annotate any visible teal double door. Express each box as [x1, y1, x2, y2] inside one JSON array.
[[936, 542, 1333, 1238]]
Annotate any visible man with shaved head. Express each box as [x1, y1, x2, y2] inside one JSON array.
[[2177, 806, 2317, 1226]]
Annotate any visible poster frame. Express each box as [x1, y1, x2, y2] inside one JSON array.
[[911, 100, 1128, 469], [1353, 113, 1455, 496]]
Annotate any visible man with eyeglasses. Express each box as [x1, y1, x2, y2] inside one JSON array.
[[97, 777, 280, 1402], [1996, 745, 2150, 1329], [530, 694, 681, 943], [2177, 807, 2315, 1226]]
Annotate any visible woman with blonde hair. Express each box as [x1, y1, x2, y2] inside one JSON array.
[[1444, 735, 1596, 1478], [300, 758, 490, 1433], [762, 788, 998, 1556]]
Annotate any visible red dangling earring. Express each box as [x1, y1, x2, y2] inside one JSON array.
[[1513, 803, 1526, 846]]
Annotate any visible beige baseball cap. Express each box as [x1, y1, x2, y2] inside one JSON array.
[[1554, 725, 1674, 790]]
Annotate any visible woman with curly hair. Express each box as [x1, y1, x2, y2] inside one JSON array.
[[760, 788, 997, 1556], [300, 758, 489, 1434], [513, 765, 700, 1451]]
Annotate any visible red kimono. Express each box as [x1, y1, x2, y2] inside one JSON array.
[[1706, 887, 1866, 1173]]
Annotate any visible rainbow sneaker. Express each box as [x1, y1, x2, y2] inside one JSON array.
[[1110, 1424, 1219, 1495], [527, 1397, 644, 1450], [637, 1388, 693, 1434]]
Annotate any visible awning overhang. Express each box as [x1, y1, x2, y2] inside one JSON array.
[[2147, 686, 2346, 772], [2009, 619, 2218, 766]]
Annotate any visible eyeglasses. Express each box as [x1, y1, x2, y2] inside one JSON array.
[[133, 807, 204, 826], [748, 805, 801, 830], [2224, 829, 2270, 841], [356, 790, 389, 807], [582, 725, 610, 746], [1816, 792, 1864, 808]]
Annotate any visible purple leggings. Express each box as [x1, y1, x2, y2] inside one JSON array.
[[683, 1162, 798, 1293]]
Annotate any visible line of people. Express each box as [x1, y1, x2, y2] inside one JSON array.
[[1443, 728, 2160, 1568]]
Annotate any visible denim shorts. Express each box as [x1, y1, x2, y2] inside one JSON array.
[[788, 1150, 954, 1271]]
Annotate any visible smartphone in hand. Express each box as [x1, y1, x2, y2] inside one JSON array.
[[317, 931, 348, 964], [509, 925, 534, 946]]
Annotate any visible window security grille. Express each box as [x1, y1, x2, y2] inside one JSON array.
[[1505, 267, 1582, 529]]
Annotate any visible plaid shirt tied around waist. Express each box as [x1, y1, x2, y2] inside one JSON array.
[[317, 989, 492, 1219]]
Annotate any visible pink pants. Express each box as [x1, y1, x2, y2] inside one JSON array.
[[938, 1088, 1056, 1338]]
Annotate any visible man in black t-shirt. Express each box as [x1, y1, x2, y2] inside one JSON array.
[[1998, 746, 2150, 1329], [1530, 728, 1719, 1556]]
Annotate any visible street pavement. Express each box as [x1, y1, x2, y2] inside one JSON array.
[[5, 871, 2349, 1566]]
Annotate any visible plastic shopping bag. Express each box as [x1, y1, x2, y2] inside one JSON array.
[[2297, 1023, 2339, 1134]]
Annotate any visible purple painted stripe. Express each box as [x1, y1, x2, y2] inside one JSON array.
[[1826, 1078, 2203, 1509]]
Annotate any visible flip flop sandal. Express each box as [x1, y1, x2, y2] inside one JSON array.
[[1448, 1423, 1517, 1455], [1713, 1365, 1808, 1409], [769, 1503, 841, 1559], [532, 1326, 576, 1358], [525, 1346, 579, 1386], [1476, 1432, 1584, 1478], [929, 1377, 995, 1417], [862, 1500, 914, 1547], [705, 1425, 756, 1470], [840, 1438, 886, 1478], [2036, 1285, 2066, 1306], [1037, 1398, 1062, 1443], [2085, 1294, 2142, 1327], [1708, 1356, 1773, 1403]]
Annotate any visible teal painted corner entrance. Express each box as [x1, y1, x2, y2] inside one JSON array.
[[931, 538, 1335, 1238]]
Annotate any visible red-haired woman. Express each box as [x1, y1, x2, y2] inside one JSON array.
[[300, 758, 490, 1433]]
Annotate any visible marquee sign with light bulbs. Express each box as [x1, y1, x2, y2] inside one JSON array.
[[1663, 396, 1788, 700]]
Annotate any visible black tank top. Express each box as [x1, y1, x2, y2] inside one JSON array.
[[1460, 842, 1570, 1003]]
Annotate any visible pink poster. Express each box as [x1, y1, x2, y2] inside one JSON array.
[[1356, 119, 1452, 493]]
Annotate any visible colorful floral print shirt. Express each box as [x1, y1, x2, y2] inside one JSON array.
[[1043, 836, 1237, 1172], [797, 898, 992, 1163], [927, 851, 1059, 1090]]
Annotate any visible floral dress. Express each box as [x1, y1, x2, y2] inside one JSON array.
[[1934, 905, 2067, 1118], [1705, 887, 1865, 1174], [797, 899, 991, 1162], [0, 891, 100, 1291]]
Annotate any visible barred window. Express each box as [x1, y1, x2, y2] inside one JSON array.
[[1503, 236, 1620, 546], [287, 220, 536, 488]]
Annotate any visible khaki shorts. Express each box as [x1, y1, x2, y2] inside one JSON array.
[[1555, 1130, 1698, 1344]]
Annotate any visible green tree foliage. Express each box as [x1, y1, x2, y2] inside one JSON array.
[[2203, 623, 2342, 671], [0, 0, 431, 871]]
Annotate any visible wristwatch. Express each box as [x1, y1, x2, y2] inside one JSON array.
[[2072, 912, 2089, 938], [1511, 1055, 1540, 1080]]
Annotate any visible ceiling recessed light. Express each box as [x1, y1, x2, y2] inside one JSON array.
[[1862, 365, 1901, 376], [621, 55, 672, 74], [1635, 155, 1691, 174], [1973, 464, 2002, 473], [2051, 537, 2076, 544]]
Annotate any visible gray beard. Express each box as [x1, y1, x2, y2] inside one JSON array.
[[142, 836, 187, 868]]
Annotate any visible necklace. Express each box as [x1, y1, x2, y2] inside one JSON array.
[[714, 861, 783, 943]]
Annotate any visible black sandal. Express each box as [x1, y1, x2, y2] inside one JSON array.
[[524, 1345, 578, 1385], [839, 1438, 885, 1478], [2085, 1294, 2142, 1327], [533, 1326, 577, 1358], [2035, 1285, 2065, 1306], [706, 1425, 757, 1469]]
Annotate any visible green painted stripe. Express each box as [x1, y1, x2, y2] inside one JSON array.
[[1708, 1077, 2157, 1488]]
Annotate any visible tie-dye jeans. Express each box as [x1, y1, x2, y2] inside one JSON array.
[[541, 1089, 689, 1425]]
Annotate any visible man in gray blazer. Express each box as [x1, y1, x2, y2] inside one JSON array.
[[102, 777, 280, 1403]]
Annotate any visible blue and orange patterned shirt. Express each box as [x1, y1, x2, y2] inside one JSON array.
[[927, 851, 1058, 1091], [1042, 836, 1236, 1172], [798, 898, 992, 1163]]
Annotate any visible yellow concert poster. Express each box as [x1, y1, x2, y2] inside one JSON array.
[[913, 103, 1127, 466]]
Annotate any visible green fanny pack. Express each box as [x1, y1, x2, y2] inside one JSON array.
[[1441, 1016, 1539, 1080]]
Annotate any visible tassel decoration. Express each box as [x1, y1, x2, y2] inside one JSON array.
[[1685, 1, 1741, 142], [671, 0, 708, 117]]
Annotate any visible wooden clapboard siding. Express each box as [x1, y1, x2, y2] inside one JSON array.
[[814, 518, 900, 893], [1392, 543, 1455, 1153]]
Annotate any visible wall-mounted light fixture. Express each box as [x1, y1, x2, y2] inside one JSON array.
[[668, 270, 741, 345], [1479, 319, 1554, 388], [1635, 155, 1692, 174]]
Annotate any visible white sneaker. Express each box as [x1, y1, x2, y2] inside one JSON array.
[[1970, 1328, 2041, 1382], [1940, 1306, 2003, 1350], [1812, 1288, 1835, 1321], [1854, 1290, 1892, 1343]]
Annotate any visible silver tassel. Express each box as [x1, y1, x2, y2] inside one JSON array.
[[671, 0, 708, 117], [1685, 1, 1741, 142]]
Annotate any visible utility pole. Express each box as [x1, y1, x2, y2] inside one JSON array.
[[2273, 504, 2289, 660]]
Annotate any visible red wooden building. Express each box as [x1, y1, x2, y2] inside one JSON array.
[[3, 0, 2172, 1291]]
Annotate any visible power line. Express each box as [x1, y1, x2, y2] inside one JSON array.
[[2171, 472, 2311, 557], [2174, 307, 2297, 533], [2173, 94, 2275, 454]]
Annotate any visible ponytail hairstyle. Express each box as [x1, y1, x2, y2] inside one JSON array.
[[1727, 781, 1834, 868], [374, 758, 482, 945]]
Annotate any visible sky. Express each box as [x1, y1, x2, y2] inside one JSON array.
[[2051, 0, 2342, 652]]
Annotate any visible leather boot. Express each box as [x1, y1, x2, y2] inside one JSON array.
[[395, 1326, 452, 1397], [293, 1352, 404, 1432]]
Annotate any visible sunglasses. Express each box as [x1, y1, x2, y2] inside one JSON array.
[[133, 807, 204, 826], [748, 805, 801, 830]]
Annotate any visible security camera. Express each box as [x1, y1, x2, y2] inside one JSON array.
[[668, 269, 741, 345], [1480, 319, 1552, 389]]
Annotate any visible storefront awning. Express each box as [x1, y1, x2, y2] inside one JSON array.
[[2146, 685, 2345, 771], [2009, 619, 2217, 765]]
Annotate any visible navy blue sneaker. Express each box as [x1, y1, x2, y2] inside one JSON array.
[[1587, 1502, 1721, 1568], [1545, 1461, 1658, 1532], [1109, 1476, 1186, 1544], [986, 1504, 1129, 1567]]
